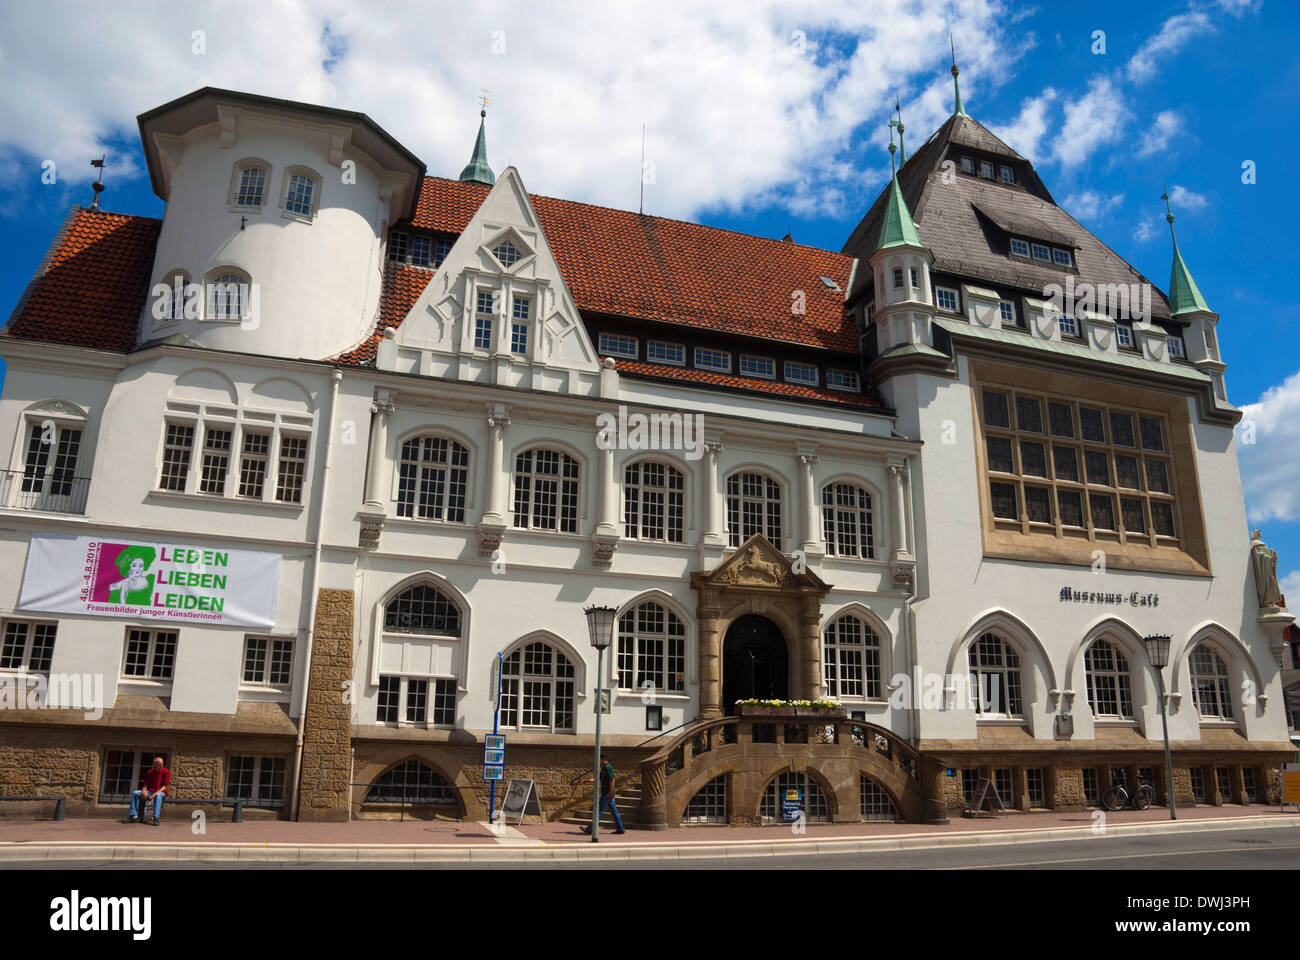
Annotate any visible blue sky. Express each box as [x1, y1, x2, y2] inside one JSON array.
[[0, 0, 1297, 590]]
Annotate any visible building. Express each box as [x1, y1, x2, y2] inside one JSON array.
[[0, 72, 1292, 825]]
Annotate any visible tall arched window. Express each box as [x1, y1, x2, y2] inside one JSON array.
[[1190, 643, 1234, 720], [513, 448, 579, 533], [726, 472, 782, 549], [1085, 639, 1133, 719], [499, 640, 575, 732], [624, 460, 684, 543], [154, 270, 189, 326], [968, 632, 1023, 717], [281, 167, 321, 219], [822, 613, 882, 700], [377, 584, 462, 728], [231, 160, 269, 208], [384, 585, 461, 636], [396, 436, 469, 522], [822, 482, 875, 558], [617, 601, 685, 693]]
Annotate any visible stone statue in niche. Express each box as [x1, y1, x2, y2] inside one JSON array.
[[1250, 529, 1285, 609]]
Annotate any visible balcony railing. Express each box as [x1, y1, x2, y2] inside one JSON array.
[[0, 470, 90, 515]]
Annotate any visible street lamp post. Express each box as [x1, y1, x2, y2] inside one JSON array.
[[1142, 633, 1177, 821], [584, 604, 616, 842]]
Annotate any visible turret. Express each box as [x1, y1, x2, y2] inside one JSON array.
[[867, 138, 934, 356], [1162, 187, 1227, 400]]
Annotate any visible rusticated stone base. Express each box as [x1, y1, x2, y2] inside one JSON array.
[[297, 588, 355, 822]]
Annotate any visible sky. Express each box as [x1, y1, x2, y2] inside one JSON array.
[[0, 0, 1297, 590]]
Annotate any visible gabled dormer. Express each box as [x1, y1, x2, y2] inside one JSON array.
[[378, 165, 601, 395]]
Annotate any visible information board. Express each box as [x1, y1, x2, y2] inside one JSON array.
[[782, 786, 803, 822], [500, 778, 542, 825]]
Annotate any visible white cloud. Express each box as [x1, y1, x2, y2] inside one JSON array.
[[1169, 184, 1208, 211], [1238, 370, 1300, 523], [1281, 569, 1300, 600], [990, 89, 1057, 163], [1063, 190, 1124, 222], [1133, 219, 1160, 243], [1051, 76, 1130, 169], [0, 0, 1024, 222], [1127, 11, 1215, 83], [1137, 110, 1183, 157]]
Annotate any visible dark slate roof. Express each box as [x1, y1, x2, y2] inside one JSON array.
[[843, 114, 1175, 321]]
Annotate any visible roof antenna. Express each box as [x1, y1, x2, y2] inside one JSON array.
[[639, 124, 646, 216], [89, 155, 107, 210], [950, 34, 968, 118], [889, 97, 907, 165]]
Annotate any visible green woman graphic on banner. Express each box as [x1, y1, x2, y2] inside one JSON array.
[[107, 545, 156, 606]]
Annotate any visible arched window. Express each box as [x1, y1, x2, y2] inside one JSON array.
[[231, 160, 269, 208], [154, 270, 189, 326], [1085, 639, 1133, 719], [513, 448, 579, 532], [281, 167, 321, 219], [822, 483, 874, 558], [683, 775, 727, 823], [364, 759, 456, 806], [499, 640, 575, 732], [624, 461, 684, 543], [1190, 643, 1234, 720], [822, 614, 882, 700], [860, 775, 899, 821], [617, 601, 685, 693], [384, 584, 461, 637], [205, 269, 249, 321], [760, 771, 828, 823], [396, 436, 469, 522], [726, 472, 782, 549], [968, 632, 1023, 717]]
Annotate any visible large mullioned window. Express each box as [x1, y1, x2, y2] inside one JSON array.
[[1084, 639, 1133, 719], [624, 461, 684, 543], [821, 483, 874, 559], [513, 448, 580, 533], [968, 633, 1022, 717], [499, 640, 575, 732], [617, 602, 685, 694], [726, 472, 782, 549], [1190, 644, 1234, 721], [980, 387, 1178, 544], [396, 436, 469, 522], [822, 614, 881, 700]]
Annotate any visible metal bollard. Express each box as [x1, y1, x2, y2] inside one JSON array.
[[53, 798, 66, 821], [232, 800, 243, 823]]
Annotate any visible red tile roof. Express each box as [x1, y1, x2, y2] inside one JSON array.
[[407, 177, 858, 351], [5, 208, 161, 352], [615, 359, 882, 409]]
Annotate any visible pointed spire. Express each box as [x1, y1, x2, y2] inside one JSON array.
[[889, 97, 907, 165], [1161, 184, 1210, 315], [875, 132, 923, 253], [950, 35, 969, 118], [459, 105, 496, 187]]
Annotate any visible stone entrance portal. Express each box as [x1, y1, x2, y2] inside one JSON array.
[[691, 534, 832, 719], [722, 615, 788, 710]]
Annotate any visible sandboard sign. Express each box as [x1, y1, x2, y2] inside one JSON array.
[[500, 778, 543, 825], [965, 777, 1007, 818]]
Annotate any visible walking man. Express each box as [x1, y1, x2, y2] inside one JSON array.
[[128, 756, 169, 825], [582, 753, 626, 835]]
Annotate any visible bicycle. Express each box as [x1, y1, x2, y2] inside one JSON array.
[[1101, 773, 1155, 811]]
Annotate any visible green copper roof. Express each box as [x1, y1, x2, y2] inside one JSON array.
[[875, 173, 924, 252], [458, 110, 495, 186], [1169, 239, 1210, 316]]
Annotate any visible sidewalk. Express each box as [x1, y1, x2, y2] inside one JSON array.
[[3, 805, 1297, 863]]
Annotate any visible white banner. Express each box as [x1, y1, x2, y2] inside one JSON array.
[[19, 535, 281, 628]]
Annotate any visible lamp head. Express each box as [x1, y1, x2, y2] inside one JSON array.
[[584, 604, 617, 651]]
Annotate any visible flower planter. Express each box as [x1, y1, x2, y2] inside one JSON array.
[[794, 707, 847, 719], [736, 705, 797, 719]]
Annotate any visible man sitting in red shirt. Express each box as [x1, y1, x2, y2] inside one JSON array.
[[128, 757, 170, 825]]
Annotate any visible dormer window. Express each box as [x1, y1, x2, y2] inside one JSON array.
[[979, 161, 995, 179], [1058, 316, 1080, 338], [1031, 243, 1052, 262], [936, 287, 959, 313], [410, 236, 432, 267], [998, 301, 1017, 325], [694, 347, 731, 373], [826, 369, 861, 392], [960, 157, 974, 174], [784, 361, 818, 386], [492, 239, 520, 268], [1053, 249, 1074, 267], [1010, 238, 1031, 258], [388, 231, 409, 263], [598, 333, 638, 359], [999, 166, 1016, 184], [646, 340, 685, 365], [1116, 324, 1135, 350], [1165, 332, 1186, 359], [739, 355, 776, 379]]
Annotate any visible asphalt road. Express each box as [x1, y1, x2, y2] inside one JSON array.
[[9, 825, 1299, 869]]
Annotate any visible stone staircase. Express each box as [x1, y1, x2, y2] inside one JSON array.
[[556, 786, 643, 827]]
